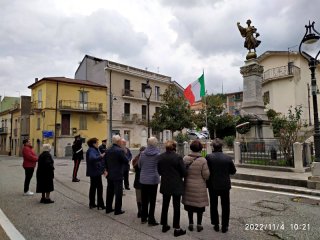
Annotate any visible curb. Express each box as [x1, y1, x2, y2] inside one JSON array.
[[232, 179, 320, 197], [231, 173, 308, 187]]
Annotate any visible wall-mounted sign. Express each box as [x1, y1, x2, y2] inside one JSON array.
[[43, 130, 54, 138]]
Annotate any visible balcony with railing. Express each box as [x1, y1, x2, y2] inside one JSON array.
[[58, 100, 103, 113], [262, 65, 300, 84], [122, 89, 163, 102], [31, 100, 43, 111], [0, 127, 8, 135], [122, 113, 135, 123]]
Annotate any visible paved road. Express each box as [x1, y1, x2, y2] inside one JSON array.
[[0, 156, 319, 240]]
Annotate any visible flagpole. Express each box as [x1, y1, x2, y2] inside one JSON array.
[[202, 69, 210, 140]]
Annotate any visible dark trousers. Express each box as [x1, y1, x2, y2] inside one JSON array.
[[123, 167, 129, 188], [160, 194, 181, 229], [89, 176, 104, 206], [208, 188, 230, 228], [24, 167, 34, 193], [187, 211, 203, 225], [106, 179, 123, 213], [72, 159, 81, 179], [141, 184, 158, 223]]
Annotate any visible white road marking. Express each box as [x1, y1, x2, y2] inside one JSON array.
[[0, 208, 25, 240], [233, 186, 320, 200]]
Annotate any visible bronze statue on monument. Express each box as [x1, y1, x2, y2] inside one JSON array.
[[237, 19, 261, 60]]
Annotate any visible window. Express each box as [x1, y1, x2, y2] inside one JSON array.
[[124, 130, 130, 142], [123, 103, 131, 121], [155, 107, 160, 113], [235, 93, 241, 101], [142, 105, 146, 120], [263, 91, 270, 105], [155, 86, 160, 101], [79, 91, 88, 109], [79, 115, 87, 130], [124, 103, 130, 115], [124, 80, 131, 95], [37, 118, 41, 130], [141, 83, 146, 98], [38, 89, 42, 108]]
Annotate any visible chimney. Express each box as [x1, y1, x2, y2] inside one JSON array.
[[35, 78, 38, 82]]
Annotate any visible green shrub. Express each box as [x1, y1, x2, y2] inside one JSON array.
[[223, 136, 235, 149], [174, 132, 189, 143]]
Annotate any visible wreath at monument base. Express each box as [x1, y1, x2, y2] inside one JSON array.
[[236, 116, 251, 134]]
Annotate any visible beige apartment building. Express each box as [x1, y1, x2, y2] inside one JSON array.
[[75, 55, 175, 147], [258, 51, 320, 125]]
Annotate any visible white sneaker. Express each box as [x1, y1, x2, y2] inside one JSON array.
[[23, 191, 34, 196]]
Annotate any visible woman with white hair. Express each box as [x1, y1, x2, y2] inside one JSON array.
[[138, 137, 160, 226], [36, 144, 55, 204]]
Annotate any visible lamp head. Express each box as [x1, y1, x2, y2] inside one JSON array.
[[144, 80, 152, 99], [299, 21, 320, 62]]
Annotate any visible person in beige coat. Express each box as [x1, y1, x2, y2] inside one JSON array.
[[182, 140, 210, 232]]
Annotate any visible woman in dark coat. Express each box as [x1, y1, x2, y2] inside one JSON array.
[[132, 146, 146, 218], [157, 140, 187, 237], [86, 138, 106, 209], [36, 144, 54, 204]]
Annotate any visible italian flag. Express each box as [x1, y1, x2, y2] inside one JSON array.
[[184, 73, 206, 105]]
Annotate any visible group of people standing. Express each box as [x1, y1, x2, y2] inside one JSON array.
[[86, 135, 236, 237], [21, 133, 236, 237]]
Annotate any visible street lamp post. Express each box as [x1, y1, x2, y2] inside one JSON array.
[[144, 80, 152, 138], [299, 21, 320, 162]]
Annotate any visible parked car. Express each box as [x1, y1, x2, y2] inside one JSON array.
[[187, 132, 205, 140]]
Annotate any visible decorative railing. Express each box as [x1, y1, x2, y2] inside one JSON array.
[[122, 114, 135, 123], [0, 127, 8, 134], [59, 100, 103, 112], [121, 89, 162, 101], [263, 65, 300, 82], [31, 100, 43, 110], [240, 142, 294, 167]]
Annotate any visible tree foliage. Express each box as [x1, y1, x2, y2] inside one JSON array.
[[205, 94, 236, 138], [150, 85, 193, 133], [271, 105, 303, 163]]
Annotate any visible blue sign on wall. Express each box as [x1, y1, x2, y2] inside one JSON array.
[[43, 130, 54, 138]]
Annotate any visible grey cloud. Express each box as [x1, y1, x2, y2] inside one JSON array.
[[166, 0, 320, 58], [0, 2, 148, 95]]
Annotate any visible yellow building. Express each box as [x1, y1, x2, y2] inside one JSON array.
[[28, 77, 108, 157]]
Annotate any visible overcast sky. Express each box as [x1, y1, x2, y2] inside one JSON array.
[[0, 0, 319, 97]]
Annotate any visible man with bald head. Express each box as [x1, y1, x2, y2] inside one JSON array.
[[104, 135, 128, 215]]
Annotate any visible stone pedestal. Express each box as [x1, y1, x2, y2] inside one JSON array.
[[240, 59, 267, 120], [238, 59, 274, 140], [307, 162, 320, 189]]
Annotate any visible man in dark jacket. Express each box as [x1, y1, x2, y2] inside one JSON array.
[[104, 135, 128, 215], [206, 138, 236, 233], [158, 140, 187, 237], [99, 139, 108, 154], [72, 135, 83, 182]]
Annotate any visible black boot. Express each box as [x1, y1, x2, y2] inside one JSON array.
[[137, 202, 142, 218]]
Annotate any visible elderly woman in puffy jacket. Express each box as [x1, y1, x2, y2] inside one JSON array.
[[86, 138, 106, 210], [139, 137, 160, 226], [182, 140, 210, 232]]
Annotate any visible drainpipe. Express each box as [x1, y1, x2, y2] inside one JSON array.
[[108, 70, 113, 144], [9, 110, 13, 156], [54, 81, 59, 156]]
